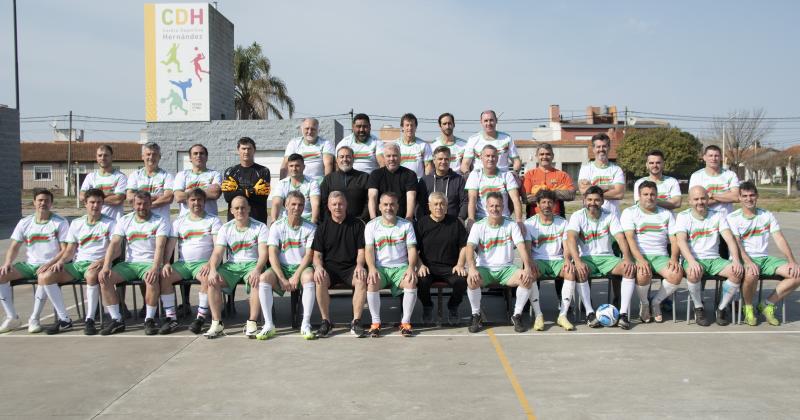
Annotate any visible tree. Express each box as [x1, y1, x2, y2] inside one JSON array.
[[234, 42, 295, 120], [617, 127, 703, 179], [710, 108, 774, 177]]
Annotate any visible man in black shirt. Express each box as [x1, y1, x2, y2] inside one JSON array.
[[311, 191, 368, 337], [367, 142, 417, 220], [417, 146, 468, 220], [221, 137, 271, 223], [415, 191, 468, 326], [319, 146, 369, 221]]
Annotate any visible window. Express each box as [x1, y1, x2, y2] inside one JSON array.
[[34, 166, 52, 181]]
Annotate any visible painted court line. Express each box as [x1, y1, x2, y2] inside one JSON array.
[[487, 328, 536, 420]]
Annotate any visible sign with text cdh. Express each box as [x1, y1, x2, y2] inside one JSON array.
[[144, 3, 210, 122]]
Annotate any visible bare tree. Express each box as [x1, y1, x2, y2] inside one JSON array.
[[711, 108, 774, 178]]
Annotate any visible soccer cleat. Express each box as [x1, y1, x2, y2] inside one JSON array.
[[618, 314, 631, 330], [557, 315, 575, 331], [351, 319, 366, 337], [743, 305, 757, 326], [27, 318, 42, 334], [422, 306, 434, 325], [715, 308, 730, 326], [100, 319, 126, 336], [511, 314, 526, 333], [367, 323, 381, 338], [189, 316, 205, 334], [639, 302, 652, 324], [317, 319, 332, 338], [758, 303, 781, 326], [158, 318, 179, 335], [586, 312, 602, 328], [83, 318, 98, 336], [203, 321, 225, 339], [400, 322, 414, 337], [532, 315, 545, 331], [143, 318, 158, 336], [468, 314, 483, 333], [255, 325, 276, 340], [243, 320, 258, 339], [300, 325, 317, 340], [694, 308, 711, 327], [651, 300, 663, 323], [45, 318, 73, 335], [0, 317, 21, 333], [447, 308, 460, 326]]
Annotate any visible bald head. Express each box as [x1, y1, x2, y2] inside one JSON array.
[[688, 185, 709, 214], [230, 196, 251, 222], [689, 185, 708, 200]]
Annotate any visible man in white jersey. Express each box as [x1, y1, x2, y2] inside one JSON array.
[[431, 112, 467, 173], [689, 145, 739, 216], [364, 192, 419, 337], [281, 118, 335, 182], [99, 192, 170, 336], [269, 153, 321, 224], [727, 181, 800, 326], [379, 113, 432, 178], [673, 186, 744, 326], [336, 113, 384, 173], [622, 181, 684, 325], [565, 186, 636, 328], [206, 196, 269, 339], [633, 150, 682, 210], [524, 189, 576, 331], [173, 144, 222, 217], [465, 145, 524, 231], [0, 189, 69, 333], [161, 189, 222, 335], [127, 142, 174, 222], [261, 191, 317, 339], [461, 110, 521, 173], [80, 144, 127, 220], [40, 188, 115, 335], [466, 192, 536, 333], [577, 133, 625, 216]]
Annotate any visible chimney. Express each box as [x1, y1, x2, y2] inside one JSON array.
[[549, 104, 561, 122], [586, 106, 595, 125]]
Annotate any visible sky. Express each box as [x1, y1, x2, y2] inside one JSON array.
[[1, 0, 799, 148]]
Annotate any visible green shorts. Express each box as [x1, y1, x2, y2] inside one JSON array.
[[477, 266, 520, 286], [217, 261, 260, 291], [581, 256, 623, 277], [683, 258, 730, 276], [377, 266, 408, 297], [13, 262, 42, 279], [65, 261, 94, 281], [643, 255, 671, 273], [112, 262, 154, 282], [268, 264, 313, 296], [751, 256, 788, 276], [172, 261, 208, 280], [535, 260, 564, 279]]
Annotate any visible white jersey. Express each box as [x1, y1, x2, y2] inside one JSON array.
[[688, 169, 740, 215], [463, 131, 519, 171], [66, 215, 116, 262], [266, 218, 316, 266], [170, 213, 222, 262], [467, 217, 524, 269], [80, 170, 127, 220], [465, 169, 519, 218], [674, 209, 730, 260], [268, 176, 320, 220], [172, 168, 222, 216], [578, 161, 625, 215], [364, 217, 416, 268], [523, 214, 567, 261], [386, 137, 431, 178], [336, 134, 383, 173], [620, 205, 676, 257], [215, 218, 269, 263], [633, 176, 681, 208], [285, 136, 335, 181], [431, 136, 467, 173], [726, 208, 780, 258], [567, 208, 623, 257], [127, 167, 174, 221], [114, 212, 170, 263], [11, 214, 69, 265]]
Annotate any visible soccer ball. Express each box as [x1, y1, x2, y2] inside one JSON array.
[[596, 304, 619, 327]]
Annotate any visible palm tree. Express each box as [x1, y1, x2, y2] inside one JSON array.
[[234, 42, 295, 120]]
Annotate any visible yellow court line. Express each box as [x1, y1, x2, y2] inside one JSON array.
[[487, 328, 536, 420]]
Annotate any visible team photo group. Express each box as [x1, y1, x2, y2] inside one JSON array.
[[0, 110, 798, 340]]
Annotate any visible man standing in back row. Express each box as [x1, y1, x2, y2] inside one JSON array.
[[461, 110, 521, 174]]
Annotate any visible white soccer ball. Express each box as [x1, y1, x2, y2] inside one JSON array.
[[596, 304, 619, 327]]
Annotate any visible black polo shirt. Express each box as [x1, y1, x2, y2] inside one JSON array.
[[367, 166, 417, 217], [319, 169, 369, 221], [414, 214, 467, 274], [311, 215, 365, 275]]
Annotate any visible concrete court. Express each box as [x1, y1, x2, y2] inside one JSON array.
[[1, 213, 800, 419]]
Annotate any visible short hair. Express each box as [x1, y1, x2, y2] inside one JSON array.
[[400, 113, 418, 127], [237, 137, 256, 149], [32, 188, 53, 201], [433, 146, 451, 157], [584, 186, 605, 198], [480, 110, 497, 120], [485, 191, 503, 203], [438, 112, 454, 126], [189, 144, 208, 155], [84, 188, 105, 201], [143, 142, 161, 154], [97, 144, 113, 155], [704, 145, 722, 154], [638, 180, 658, 193], [353, 113, 371, 125], [428, 191, 448, 204], [739, 181, 758, 195], [646, 150, 665, 160], [328, 190, 347, 202], [187, 188, 207, 201], [383, 142, 400, 154], [287, 153, 304, 164], [591, 133, 610, 146], [337, 145, 354, 156], [133, 191, 152, 202], [380, 191, 399, 202], [536, 143, 554, 154], [481, 144, 498, 153], [535, 189, 557, 203], [286, 190, 306, 205]]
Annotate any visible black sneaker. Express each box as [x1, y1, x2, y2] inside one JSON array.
[[715, 308, 730, 326], [587, 312, 602, 328], [422, 306, 434, 325], [350, 319, 365, 337], [45, 318, 73, 335], [694, 308, 711, 326], [100, 319, 126, 336], [143, 318, 158, 336], [511, 314, 526, 333], [618, 314, 631, 330], [84, 318, 98, 336], [158, 318, 179, 335], [468, 313, 483, 333], [189, 317, 205, 334], [318, 319, 332, 338], [447, 308, 460, 326]]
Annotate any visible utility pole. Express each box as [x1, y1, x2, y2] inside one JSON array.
[[721, 121, 726, 170], [789, 156, 793, 197], [349, 108, 354, 125], [67, 111, 72, 196], [13, 0, 20, 111]]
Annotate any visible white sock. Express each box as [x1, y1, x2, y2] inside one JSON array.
[[161, 293, 176, 319], [259, 283, 274, 329], [145, 305, 157, 320], [0, 282, 17, 319], [107, 303, 121, 321], [467, 288, 482, 315], [651, 280, 678, 306], [43, 284, 69, 321], [528, 284, 542, 316], [619, 278, 635, 315], [302, 282, 316, 328], [718, 280, 741, 310], [687, 281, 704, 308], [401, 289, 417, 324], [578, 281, 594, 314], [85, 285, 99, 321], [513, 286, 531, 316], [197, 292, 209, 319], [30, 286, 47, 321], [559, 280, 575, 316], [636, 284, 650, 304], [367, 291, 381, 324]]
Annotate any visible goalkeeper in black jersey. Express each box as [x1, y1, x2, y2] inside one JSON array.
[[221, 137, 271, 223]]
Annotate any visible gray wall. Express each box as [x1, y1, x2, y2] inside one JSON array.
[[209, 6, 234, 121], [0, 107, 21, 236]]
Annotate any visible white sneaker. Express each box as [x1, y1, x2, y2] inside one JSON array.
[[300, 324, 316, 340], [243, 320, 258, 339], [203, 321, 225, 339], [27, 318, 42, 333], [0, 317, 21, 333]]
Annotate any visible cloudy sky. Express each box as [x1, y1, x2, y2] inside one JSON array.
[[1, 0, 799, 147]]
